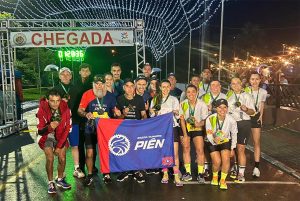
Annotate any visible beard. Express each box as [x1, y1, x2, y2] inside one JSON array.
[[93, 85, 105, 98]]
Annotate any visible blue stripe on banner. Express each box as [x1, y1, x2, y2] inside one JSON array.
[[107, 112, 174, 172]]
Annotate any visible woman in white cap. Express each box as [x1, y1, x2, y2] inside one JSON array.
[[206, 98, 237, 190]]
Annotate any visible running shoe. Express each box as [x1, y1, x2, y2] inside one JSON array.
[[133, 171, 145, 183], [234, 174, 245, 183], [84, 174, 93, 186], [103, 174, 112, 184], [55, 172, 66, 181], [161, 172, 169, 184], [204, 169, 210, 178], [252, 167, 260, 178], [117, 172, 129, 182], [48, 182, 56, 194], [197, 173, 205, 184], [181, 172, 192, 182], [211, 175, 218, 186], [174, 176, 183, 187], [219, 179, 228, 190], [56, 178, 71, 189], [145, 169, 155, 175], [73, 168, 85, 178], [230, 169, 237, 179]]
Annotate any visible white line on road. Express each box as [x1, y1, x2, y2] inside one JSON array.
[[182, 181, 300, 185]]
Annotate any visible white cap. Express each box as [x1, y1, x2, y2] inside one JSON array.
[[59, 67, 71, 74]]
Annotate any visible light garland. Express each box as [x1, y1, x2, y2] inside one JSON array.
[[0, 0, 221, 60]]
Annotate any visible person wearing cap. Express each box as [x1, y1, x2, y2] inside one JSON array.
[[227, 77, 255, 183], [179, 84, 208, 184], [54, 67, 85, 180], [205, 99, 237, 190], [143, 63, 152, 81], [148, 75, 160, 98], [78, 74, 117, 186], [110, 63, 124, 97], [168, 73, 182, 100], [114, 78, 147, 183], [198, 68, 212, 98], [149, 80, 183, 187], [244, 71, 268, 178]]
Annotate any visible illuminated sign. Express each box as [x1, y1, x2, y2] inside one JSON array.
[[58, 49, 85, 61]]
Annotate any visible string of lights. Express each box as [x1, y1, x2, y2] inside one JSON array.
[[0, 0, 221, 60]]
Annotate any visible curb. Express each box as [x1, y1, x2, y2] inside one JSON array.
[[246, 145, 300, 180]]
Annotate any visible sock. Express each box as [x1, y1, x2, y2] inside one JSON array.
[[238, 166, 246, 176], [197, 165, 204, 174], [184, 163, 191, 174], [255, 162, 260, 168], [88, 173, 93, 178], [213, 172, 218, 179], [48, 180, 54, 184], [162, 168, 168, 172], [74, 165, 79, 170], [204, 162, 209, 170], [57, 178, 62, 181], [173, 169, 180, 175], [221, 172, 228, 181]]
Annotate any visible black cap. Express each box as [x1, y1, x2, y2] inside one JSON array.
[[215, 98, 228, 107], [93, 74, 105, 83], [124, 78, 134, 84], [135, 75, 147, 82], [167, 72, 176, 78]]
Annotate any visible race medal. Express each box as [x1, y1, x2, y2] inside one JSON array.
[[235, 101, 241, 107]]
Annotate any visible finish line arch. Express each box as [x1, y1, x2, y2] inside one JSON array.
[[0, 19, 145, 137]]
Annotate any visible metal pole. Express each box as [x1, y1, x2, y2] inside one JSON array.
[[218, 0, 225, 81], [188, 30, 192, 82], [166, 51, 168, 78], [173, 46, 176, 74], [37, 48, 41, 95]]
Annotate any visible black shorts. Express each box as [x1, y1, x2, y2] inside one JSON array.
[[187, 130, 204, 138], [207, 141, 231, 153], [85, 132, 97, 149], [237, 120, 251, 145], [251, 112, 262, 128], [173, 127, 182, 142]]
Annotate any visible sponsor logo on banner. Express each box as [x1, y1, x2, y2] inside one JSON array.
[[162, 156, 174, 166], [13, 33, 27, 46], [109, 134, 130, 156], [10, 30, 134, 47]]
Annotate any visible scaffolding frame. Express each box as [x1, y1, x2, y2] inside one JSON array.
[[0, 19, 145, 138]]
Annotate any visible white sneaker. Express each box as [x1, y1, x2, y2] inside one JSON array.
[[73, 168, 85, 178], [252, 167, 260, 178]]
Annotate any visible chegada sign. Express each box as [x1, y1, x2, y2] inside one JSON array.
[[10, 30, 134, 47]]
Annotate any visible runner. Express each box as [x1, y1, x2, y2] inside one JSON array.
[[36, 89, 71, 194], [104, 72, 114, 93], [245, 72, 268, 178], [202, 80, 227, 114], [227, 78, 255, 183], [180, 75, 201, 102], [198, 69, 212, 98], [149, 79, 183, 186], [206, 99, 237, 190], [78, 75, 116, 186], [110, 63, 124, 97], [179, 84, 208, 183], [115, 78, 147, 183], [54, 67, 85, 179], [167, 73, 182, 100]]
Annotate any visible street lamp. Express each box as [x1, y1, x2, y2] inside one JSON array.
[[44, 64, 59, 87]]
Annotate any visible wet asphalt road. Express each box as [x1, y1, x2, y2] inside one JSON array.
[[0, 110, 299, 201]]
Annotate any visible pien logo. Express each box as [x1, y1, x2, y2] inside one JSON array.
[[109, 134, 130, 156]]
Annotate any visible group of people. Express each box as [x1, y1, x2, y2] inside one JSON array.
[[36, 62, 268, 194]]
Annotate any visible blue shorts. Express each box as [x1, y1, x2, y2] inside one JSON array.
[[69, 124, 79, 146]]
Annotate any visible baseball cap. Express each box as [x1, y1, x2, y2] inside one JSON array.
[[93, 74, 105, 83], [124, 78, 134, 84], [167, 72, 176, 78], [150, 75, 159, 81], [59, 67, 71, 74], [214, 99, 228, 107], [135, 75, 147, 82]]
